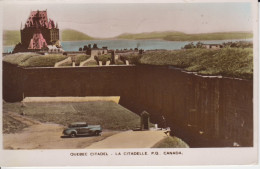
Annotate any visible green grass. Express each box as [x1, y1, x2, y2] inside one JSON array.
[[120, 53, 141, 64], [3, 101, 141, 130], [97, 54, 112, 63], [140, 48, 253, 79], [116, 31, 252, 41], [61, 29, 94, 41], [3, 30, 21, 46], [73, 54, 91, 65], [3, 53, 68, 67], [153, 136, 189, 148], [83, 60, 98, 66]]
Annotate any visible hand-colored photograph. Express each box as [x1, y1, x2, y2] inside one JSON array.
[[1, 0, 257, 166]]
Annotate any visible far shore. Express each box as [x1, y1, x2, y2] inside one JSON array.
[[3, 38, 253, 48]]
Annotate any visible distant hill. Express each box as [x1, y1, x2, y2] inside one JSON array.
[[164, 32, 253, 41], [116, 31, 185, 40], [3, 29, 94, 45], [116, 31, 253, 41], [61, 29, 94, 41], [3, 29, 253, 46], [3, 30, 20, 46]]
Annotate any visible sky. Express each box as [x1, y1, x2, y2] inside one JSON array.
[[2, 2, 253, 38]]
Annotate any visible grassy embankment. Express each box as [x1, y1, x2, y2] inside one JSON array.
[[3, 53, 126, 67], [3, 53, 92, 67], [3, 53, 68, 67], [59, 54, 91, 66], [116, 31, 253, 41], [3, 101, 141, 131], [3, 48, 253, 79], [153, 136, 189, 148], [123, 48, 253, 79]]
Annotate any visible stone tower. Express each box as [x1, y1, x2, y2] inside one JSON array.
[[14, 10, 61, 52]]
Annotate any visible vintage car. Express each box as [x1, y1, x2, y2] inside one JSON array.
[[62, 122, 102, 137]]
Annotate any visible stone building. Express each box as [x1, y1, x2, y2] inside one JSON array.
[[83, 44, 108, 57], [13, 10, 63, 53]]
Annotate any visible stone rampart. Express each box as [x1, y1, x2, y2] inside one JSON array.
[[3, 62, 253, 147]]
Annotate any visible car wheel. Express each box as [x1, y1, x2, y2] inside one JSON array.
[[94, 131, 100, 136], [70, 132, 76, 138]]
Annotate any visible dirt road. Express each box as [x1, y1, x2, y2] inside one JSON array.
[[3, 112, 118, 149], [4, 111, 167, 149], [86, 130, 168, 149]]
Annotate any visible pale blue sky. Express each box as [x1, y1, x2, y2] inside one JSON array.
[[3, 2, 252, 38]]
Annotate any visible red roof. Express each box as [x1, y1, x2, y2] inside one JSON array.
[[24, 10, 56, 29], [28, 32, 47, 49]]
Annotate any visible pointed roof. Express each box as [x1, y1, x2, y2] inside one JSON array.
[[24, 10, 49, 28]]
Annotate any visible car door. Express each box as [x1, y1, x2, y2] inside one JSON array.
[[80, 126, 91, 135], [75, 125, 83, 134]]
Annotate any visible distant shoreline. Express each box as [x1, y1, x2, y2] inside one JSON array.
[[4, 29, 253, 46], [3, 38, 253, 48]]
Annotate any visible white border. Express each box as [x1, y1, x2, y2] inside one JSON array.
[[0, 0, 258, 167]]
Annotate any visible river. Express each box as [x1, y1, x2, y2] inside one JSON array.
[[3, 39, 252, 53]]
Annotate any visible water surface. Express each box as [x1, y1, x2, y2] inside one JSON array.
[[3, 39, 252, 53]]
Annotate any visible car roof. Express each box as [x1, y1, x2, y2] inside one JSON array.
[[70, 122, 88, 125]]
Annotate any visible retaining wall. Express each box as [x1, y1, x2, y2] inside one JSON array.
[[3, 62, 253, 147]]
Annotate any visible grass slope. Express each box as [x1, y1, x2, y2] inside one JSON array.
[[153, 136, 189, 148], [61, 29, 94, 41], [3, 53, 92, 67], [3, 53, 68, 67], [3, 30, 20, 46], [3, 101, 141, 130], [116, 31, 252, 41], [140, 48, 253, 79]]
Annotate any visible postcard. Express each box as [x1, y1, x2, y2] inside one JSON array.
[[0, 0, 258, 167]]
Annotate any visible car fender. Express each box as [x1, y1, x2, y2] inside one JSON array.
[[64, 129, 77, 135]]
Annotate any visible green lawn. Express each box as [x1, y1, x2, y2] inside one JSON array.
[[3, 53, 68, 67], [3, 47, 253, 79], [97, 54, 112, 63], [3, 101, 141, 130], [73, 54, 91, 65], [140, 48, 253, 79]]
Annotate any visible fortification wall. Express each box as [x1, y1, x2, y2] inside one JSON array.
[[134, 66, 253, 147], [3, 62, 253, 147]]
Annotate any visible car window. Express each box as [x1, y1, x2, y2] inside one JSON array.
[[68, 124, 88, 127]]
